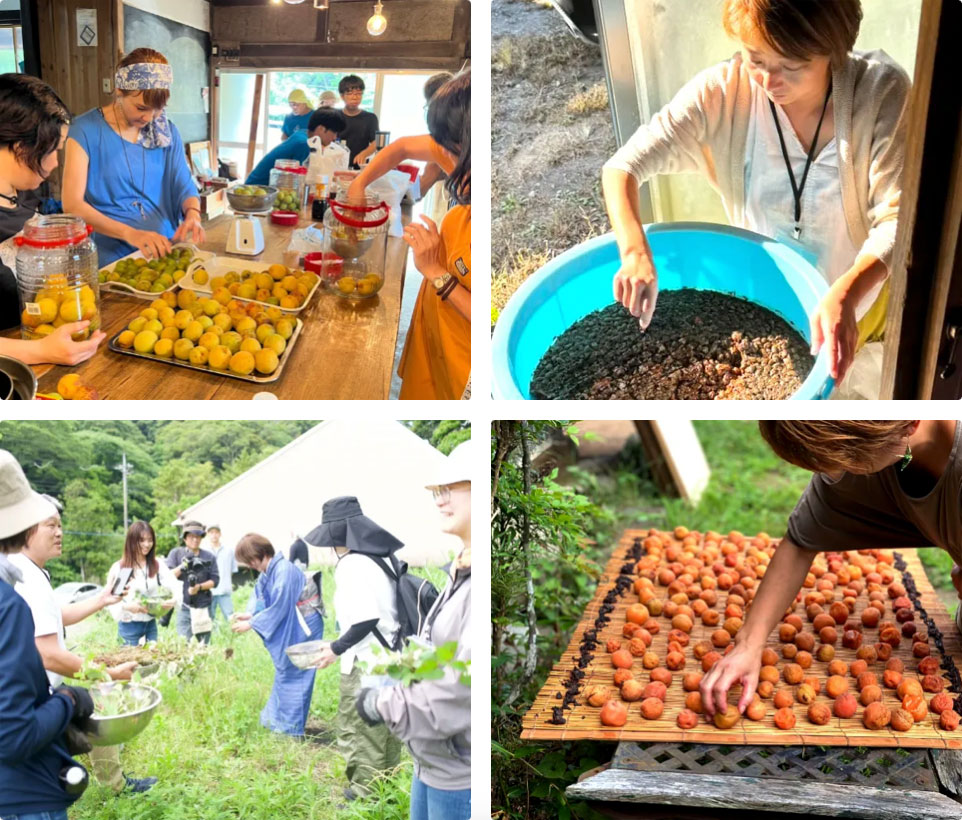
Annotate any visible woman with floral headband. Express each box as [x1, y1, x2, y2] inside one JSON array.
[[62, 48, 204, 264]]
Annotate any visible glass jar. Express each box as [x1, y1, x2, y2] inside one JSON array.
[[15, 215, 100, 341], [321, 193, 390, 298], [269, 165, 307, 213]]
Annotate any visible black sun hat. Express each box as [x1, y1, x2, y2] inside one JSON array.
[[304, 496, 403, 556]]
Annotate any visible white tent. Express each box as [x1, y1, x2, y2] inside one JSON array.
[[175, 420, 461, 568]]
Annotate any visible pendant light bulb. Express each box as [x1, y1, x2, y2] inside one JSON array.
[[367, 1, 387, 36]]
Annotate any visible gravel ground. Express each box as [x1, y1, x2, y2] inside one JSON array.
[[491, 0, 615, 320], [530, 289, 814, 400]]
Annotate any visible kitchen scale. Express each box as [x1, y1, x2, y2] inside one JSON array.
[[226, 205, 271, 256]]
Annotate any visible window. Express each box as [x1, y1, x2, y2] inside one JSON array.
[[0, 25, 22, 74], [217, 69, 438, 179]]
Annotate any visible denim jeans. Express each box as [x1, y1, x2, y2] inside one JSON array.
[[118, 619, 158, 646], [2, 811, 70, 820], [409, 775, 470, 820], [210, 593, 234, 623]]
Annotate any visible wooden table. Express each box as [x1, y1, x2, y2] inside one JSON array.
[[10, 210, 408, 399]]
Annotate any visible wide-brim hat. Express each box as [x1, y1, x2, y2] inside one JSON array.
[[0, 449, 59, 539], [318, 90, 337, 106], [182, 520, 206, 537], [426, 439, 472, 489], [304, 496, 403, 556]]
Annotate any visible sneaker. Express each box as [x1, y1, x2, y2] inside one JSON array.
[[342, 786, 358, 802], [121, 774, 158, 794]]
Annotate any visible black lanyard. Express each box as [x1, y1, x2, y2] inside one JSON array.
[[768, 80, 832, 239]]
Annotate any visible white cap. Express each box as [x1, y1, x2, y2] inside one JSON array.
[[0, 449, 59, 539], [427, 439, 471, 488]]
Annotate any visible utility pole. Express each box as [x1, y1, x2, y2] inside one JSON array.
[[114, 451, 133, 531]]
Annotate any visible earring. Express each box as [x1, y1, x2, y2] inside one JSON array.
[[899, 442, 913, 472]]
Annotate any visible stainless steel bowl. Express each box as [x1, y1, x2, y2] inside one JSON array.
[[285, 640, 325, 670], [0, 355, 37, 400], [85, 683, 162, 746], [330, 236, 375, 259], [226, 185, 278, 212]]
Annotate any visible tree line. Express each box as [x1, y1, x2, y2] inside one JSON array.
[[0, 420, 469, 586]]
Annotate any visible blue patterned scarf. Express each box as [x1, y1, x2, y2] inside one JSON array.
[[114, 62, 174, 149]]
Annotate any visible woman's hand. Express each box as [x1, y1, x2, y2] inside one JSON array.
[[125, 602, 149, 615], [810, 280, 858, 381], [36, 322, 105, 366], [403, 216, 446, 280], [699, 640, 764, 717], [345, 181, 367, 204], [231, 621, 252, 634], [312, 642, 337, 670], [613, 248, 659, 330], [124, 228, 172, 259], [232, 612, 252, 622], [173, 214, 205, 245]]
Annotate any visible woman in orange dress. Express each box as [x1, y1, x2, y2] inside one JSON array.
[[348, 71, 470, 399]]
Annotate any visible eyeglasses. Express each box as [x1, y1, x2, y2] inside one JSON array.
[[343, 89, 363, 97], [430, 481, 470, 503]]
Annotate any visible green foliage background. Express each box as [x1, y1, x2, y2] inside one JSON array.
[[0, 420, 468, 586]]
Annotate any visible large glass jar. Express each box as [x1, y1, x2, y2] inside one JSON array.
[[269, 164, 307, 213], [321, 193, 389, 298], [15, 215, 100, 341]]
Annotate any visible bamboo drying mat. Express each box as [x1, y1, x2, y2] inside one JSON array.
[[521, 529, 962, 748]]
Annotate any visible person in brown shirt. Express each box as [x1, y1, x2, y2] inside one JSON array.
[[701, 419, 962, 718]]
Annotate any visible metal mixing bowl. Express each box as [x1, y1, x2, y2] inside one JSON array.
[[0, 355, 37, 400], [226, 184, 278, 212], [85, 683, 163, 746], [285, 640, 326, 670]]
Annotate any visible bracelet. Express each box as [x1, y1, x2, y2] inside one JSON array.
[[184, 207, 201, 217], [439, 277, 458, 301]]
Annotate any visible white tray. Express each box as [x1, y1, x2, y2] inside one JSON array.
[[182, 256, 320, 315], [100, 244, 214, 300]]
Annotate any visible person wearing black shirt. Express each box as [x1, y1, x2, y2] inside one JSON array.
[[337, 75, 379, 168], [0, 73, 105, 363], [167, 521, 219, 644]]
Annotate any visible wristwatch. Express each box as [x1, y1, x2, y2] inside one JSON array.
[[433, 272, 453, 293]]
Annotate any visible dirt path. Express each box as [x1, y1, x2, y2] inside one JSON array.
[[491, 0, 616, 320]]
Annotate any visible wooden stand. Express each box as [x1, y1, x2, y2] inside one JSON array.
[[569, 742, 962, 819]]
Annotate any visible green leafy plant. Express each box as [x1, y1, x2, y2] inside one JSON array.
[[361, 641, 470, 687]]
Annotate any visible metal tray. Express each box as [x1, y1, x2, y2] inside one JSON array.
[[107, 318, 303, 384], [100, 244, 215, 300], [182, 256, 320, 315]]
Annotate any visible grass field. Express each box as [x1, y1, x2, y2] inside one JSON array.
[[67, 566, 448, 820]]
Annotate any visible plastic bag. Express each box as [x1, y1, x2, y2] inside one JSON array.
[[365, 170, 416, 238], [830, 341, 883, 400]]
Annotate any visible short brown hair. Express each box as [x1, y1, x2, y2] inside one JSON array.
[[116, 48, 170, 110], [722, 0, 862, 66], [235, 533, 275, 566], [759, 420, 915, 474]]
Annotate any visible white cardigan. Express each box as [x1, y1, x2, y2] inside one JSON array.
[[106, 559, 180, 623], [604, 50, 910, 271]]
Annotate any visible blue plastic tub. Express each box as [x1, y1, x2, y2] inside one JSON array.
[[492, 223, 834, 400]]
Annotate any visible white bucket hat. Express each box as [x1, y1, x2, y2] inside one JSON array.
[[0, 449, 59, 539], [427, 439, 472, 489]]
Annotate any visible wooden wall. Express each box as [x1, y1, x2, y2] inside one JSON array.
[[35, 0, 119, 194], [211, 0, 470, 71], [36, 0, 118, 117]]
